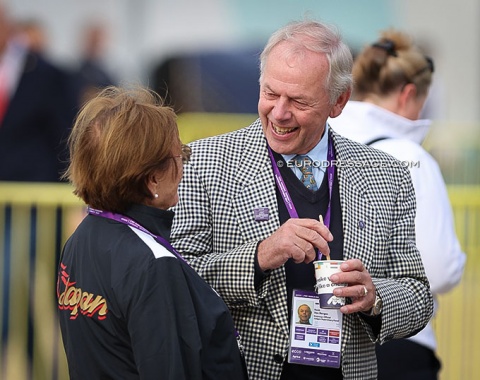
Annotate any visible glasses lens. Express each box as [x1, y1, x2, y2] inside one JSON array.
[[181, 144, 191, 164]]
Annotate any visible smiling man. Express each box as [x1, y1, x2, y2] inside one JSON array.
[[171, 19, 433, 380]]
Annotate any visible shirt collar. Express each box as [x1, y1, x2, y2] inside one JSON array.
[[281, 123, 329, 164]]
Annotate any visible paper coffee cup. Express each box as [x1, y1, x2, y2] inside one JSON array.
[[314, 260, 346, 309]]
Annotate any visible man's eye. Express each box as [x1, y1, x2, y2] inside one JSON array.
[[294, 100, 308, 109]]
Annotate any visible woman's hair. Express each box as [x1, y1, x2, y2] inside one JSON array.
[[352, 29, 434, 100], [259, 19, 353, 105], [64, 85, 190, 213]]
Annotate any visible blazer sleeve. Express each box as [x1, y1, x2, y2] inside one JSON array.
[[369, 167, 435, 343]]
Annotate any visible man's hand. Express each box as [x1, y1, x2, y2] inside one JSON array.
[[257, 218, 333, 271], [330, 259, 376, 314]]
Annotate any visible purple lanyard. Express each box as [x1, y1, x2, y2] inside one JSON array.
[[87, 207, 243, 342], [87, 207, 187, 263], [267, 134, 335, 260]]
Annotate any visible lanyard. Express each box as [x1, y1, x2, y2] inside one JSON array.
[[87, 207, 188, 264], [267, 133, 336, 260], [87, 207, 244, 343]]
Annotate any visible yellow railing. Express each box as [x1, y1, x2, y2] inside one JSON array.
[[0, 180, 478, 379], [0, 182, 84, 380], [177, 112, 257, 143], [435, 186, 480, 380]]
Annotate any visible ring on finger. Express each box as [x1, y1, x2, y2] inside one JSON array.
[[362, 286, 368, 297]]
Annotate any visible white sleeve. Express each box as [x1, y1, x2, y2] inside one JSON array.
[[373, 140, 466, 295], [410, 152, 466, 295]]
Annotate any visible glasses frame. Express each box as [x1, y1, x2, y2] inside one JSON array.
[[167, 144, 191, 164]]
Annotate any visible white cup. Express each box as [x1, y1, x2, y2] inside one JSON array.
[[314, 260, 346, 309]]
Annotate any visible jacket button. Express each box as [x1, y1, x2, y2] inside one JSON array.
[[273, 354, 284, 364]]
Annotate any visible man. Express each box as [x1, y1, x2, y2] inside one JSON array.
[[171, 20, 433, 380], [0, 4, 76, 182], [297, 304, 312, 325]]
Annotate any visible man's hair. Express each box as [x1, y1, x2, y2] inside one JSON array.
[[259, 19, 353, 105], [64, 85, 185, 213]]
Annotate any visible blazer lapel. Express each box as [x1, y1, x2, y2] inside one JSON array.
[[232, 120, 289, 338], [232, 120, 280, 242]]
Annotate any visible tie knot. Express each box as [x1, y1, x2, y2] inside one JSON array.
[[294, 155, 313, 167], [293, 155, 318, 191]]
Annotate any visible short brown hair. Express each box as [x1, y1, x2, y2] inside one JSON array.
[[64, 85, 188, 213]]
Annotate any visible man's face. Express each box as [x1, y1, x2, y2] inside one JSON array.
[[258, 41, 348, 155], [298, 304, 312, 324]]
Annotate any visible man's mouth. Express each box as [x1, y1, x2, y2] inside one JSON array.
[[272, 124, 299, 135]]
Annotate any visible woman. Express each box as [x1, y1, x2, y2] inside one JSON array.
[[329, 30, 466, 380], [57, 86, 248, 380]]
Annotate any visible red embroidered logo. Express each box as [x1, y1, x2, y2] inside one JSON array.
[[57, 263, 108, 320]]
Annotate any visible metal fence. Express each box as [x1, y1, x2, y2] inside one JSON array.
[[0, 181, 478, 380], [434, 186, 480, 380], [0, 183, 84, 379]]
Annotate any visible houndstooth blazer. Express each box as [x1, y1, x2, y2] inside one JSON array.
[[171, 118, 433, 380]]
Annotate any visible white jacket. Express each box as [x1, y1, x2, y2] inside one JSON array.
[[329, 101, 466, 351]]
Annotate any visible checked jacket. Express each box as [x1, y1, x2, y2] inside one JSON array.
[[171, 119, 433, 380]]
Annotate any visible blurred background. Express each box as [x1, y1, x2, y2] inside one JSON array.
[[1, 0, 479, 379], [4, 0, 479, 182]]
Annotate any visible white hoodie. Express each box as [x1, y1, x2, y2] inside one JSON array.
[[329, 101, 466, 351]]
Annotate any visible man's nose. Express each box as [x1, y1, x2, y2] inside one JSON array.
[[272, 98, 291, 121]]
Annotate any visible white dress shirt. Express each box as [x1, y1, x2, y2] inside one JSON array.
[[282, 123, 329, 186]]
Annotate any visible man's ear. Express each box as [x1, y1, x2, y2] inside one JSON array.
[[329, 89, 351, 118]]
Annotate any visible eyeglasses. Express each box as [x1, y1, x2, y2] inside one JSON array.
[[168, 144, 191, 164]]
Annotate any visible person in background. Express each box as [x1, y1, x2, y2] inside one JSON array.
[[57, 85, 248, 380], [328, 29, 466, 380], [0, 3, 76, 182], [75, 21, 116, 105], [14, 18, 48, 55], [171, 19, 433, 379]]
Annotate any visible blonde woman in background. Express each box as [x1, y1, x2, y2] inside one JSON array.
[[329, 30, 466, 380]]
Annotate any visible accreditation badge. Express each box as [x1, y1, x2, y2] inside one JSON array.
[[287, 289, 343, 368]]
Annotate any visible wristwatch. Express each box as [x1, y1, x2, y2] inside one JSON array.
[[369, 294, 383, 316]]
